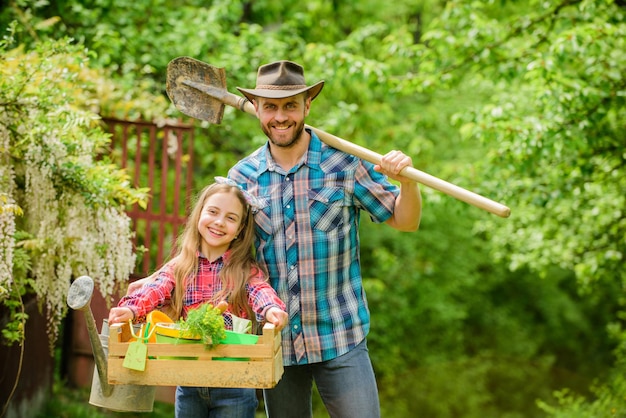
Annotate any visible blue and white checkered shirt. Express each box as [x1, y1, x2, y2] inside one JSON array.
[[229, 129, 399, 365]]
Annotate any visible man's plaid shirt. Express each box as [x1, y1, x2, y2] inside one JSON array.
[[229, 130, 399, 365]]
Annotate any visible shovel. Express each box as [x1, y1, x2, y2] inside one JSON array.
[[166, 56, 511, 218]]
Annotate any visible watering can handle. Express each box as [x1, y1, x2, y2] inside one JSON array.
[[66, 276, 113, 397]]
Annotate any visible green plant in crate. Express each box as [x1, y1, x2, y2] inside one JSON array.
[[178, 302, 226, 347]]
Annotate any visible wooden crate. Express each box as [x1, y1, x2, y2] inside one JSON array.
[[107, 322, 283, 388]]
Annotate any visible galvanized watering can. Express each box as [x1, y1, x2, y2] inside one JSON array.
[[66, 275, 156, 412]]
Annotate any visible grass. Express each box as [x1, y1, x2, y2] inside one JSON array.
[[36, 377, 329, 417], [31, 335, 175, 418], [35, 376, 281, 417], [34, 337, 327, 417], [36, 379, 175, 418]]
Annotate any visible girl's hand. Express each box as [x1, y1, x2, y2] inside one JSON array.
[[108, 307, 134, 324], [215, 300, 229, 313], [265, 307, 288, 331]]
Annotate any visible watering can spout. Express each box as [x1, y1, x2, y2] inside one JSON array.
[[67, 275, 156, 412], [67, 275, 113, 396]]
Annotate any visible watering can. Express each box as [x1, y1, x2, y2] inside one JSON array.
[[67, 275, 156, 412]]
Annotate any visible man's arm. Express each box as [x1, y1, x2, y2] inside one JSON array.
[[375, 150, 422, 232]]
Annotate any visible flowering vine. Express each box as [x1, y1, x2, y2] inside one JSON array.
[[1, 34, 151, 350]]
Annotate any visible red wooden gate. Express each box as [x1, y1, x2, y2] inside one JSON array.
[[104, 117, 195, 277]]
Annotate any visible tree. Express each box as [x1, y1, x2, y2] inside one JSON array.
[[403, 0, 626, 413], [421, 0, 626, 293]]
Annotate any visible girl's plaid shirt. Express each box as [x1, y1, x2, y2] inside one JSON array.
[[117, 250, 286, 330]]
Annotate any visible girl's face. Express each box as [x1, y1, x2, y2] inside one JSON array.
[[197, 191, 244, 259]]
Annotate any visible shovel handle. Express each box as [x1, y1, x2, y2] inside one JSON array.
[[306, 127, 511, 218], [238, 96, 510, 218], [181, 79, 510, 218]]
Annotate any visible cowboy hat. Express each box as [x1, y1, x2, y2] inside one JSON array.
[[237, 60, 324, 102]]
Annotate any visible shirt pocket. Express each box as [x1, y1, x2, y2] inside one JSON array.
[[252, 195, 274, 239], [308, 187, 348, 232]]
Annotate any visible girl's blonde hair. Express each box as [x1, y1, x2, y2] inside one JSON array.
[[169, 182, 262, 329]]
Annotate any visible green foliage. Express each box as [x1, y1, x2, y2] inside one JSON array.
[[36, 378, 176, 418], [364, 200, 616, 417], [0, 30, 158, 349], [415, 0, 626, 290], [178, 303, 226, 347], [537, 366, 626, 417], [3, 0, 625, 417], [0, 281, 29, 344], [404, 0, 626, 415]]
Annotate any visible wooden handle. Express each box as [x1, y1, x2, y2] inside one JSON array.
[[308, 127, 511, 218]]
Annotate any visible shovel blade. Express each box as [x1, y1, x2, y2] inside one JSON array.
[[166, 56, 226, 123]]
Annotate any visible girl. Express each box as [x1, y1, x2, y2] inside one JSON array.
[[108, 177, 288, 418]]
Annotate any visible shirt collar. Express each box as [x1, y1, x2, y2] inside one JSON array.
[[197, 249, 230, 263], [259, 128, 322, 174]]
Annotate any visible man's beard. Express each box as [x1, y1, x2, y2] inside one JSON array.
[[262, 120, 306, 149]]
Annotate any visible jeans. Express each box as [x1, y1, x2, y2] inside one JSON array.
[[263, 339, 380, 418], [175, 386, 258, 418]]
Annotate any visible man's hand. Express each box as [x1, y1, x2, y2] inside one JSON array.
[[375, 150, 415, 184], [376, 150, 422, 232]]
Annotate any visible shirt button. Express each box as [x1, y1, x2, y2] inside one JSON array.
[[290, 265, 296, 270], [293, 325, 299, 330], [286, 205, 291, 209]]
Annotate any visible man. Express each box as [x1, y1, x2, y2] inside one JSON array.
[[130, 60, 421, 417], [230, 60, 422, 418]]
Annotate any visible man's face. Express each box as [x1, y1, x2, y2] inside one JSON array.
[[254, 94, 311, 149]]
